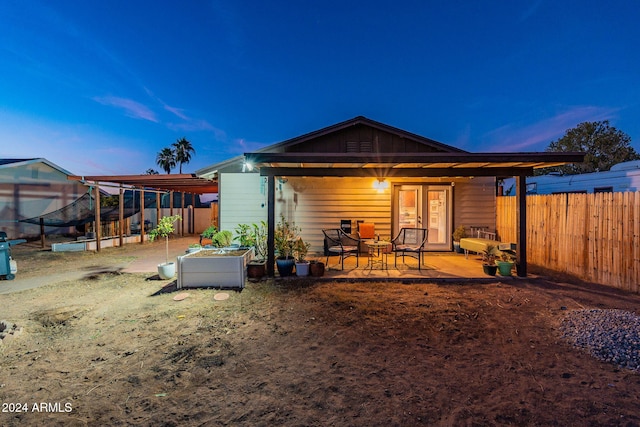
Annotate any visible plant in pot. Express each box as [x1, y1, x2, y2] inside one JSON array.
[[293, 237, 311, 276], [482, 244, 498, 276], [200, 224, 217, 246], [452, 225, 467, 254], [274, 215, 299, 277], [234, 223, 253, 249], [244, 221, 268, 280], [496, 250, 516, 276], [211, 230, 234, 249], [148, 214, 182, 279]]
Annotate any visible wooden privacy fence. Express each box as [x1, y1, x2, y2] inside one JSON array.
[[496, 193, 640, 293]]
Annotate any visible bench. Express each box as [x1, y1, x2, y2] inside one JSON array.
[[460, 230, 501, 259]]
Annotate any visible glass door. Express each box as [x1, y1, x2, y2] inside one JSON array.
[[396, 185, 422, 229], [425, 187, 451, 251], [394, 185, 451, 251]]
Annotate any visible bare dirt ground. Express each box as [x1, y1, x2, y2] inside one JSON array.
[[1, 239, 640, 426]]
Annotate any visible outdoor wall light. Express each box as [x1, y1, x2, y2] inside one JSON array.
[[241, 160, 253, 172], [373, 178, 389, 192]]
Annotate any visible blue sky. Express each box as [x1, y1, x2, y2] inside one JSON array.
[[1, 0, 638, 176]]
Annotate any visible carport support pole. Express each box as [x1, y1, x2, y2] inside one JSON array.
[[119, 185, 124, 247], [267, 174, 275, 277], [139, 188, 145, 245], [95, 184, 101, 252], [516, 174, 527, 277]]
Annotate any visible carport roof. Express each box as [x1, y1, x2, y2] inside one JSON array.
[[68, 174, 218, 194]]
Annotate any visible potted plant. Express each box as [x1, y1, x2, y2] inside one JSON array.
[[148, 214, 182, 279], [200, 224, 217, 245], [309, 260, 325, 277], [293, 237, 311, 276], [274, 215, 299, 277], [211, 230, 234, 248], [234, 223, 253, 249], [245, 221, 267, 280], [496, 250, 516, 276], [482, 244, 498, 276], [452, 225, 467, 254]]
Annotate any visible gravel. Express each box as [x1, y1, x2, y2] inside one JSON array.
[[559, 309, 640, 372]]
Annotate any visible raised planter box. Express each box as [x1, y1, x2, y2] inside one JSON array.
[[177, 248, 254, 290]]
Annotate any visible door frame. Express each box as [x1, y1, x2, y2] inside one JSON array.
[[392, 183, 453, 251]]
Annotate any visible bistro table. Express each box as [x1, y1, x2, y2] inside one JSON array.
[[364, 239, 391, 270]]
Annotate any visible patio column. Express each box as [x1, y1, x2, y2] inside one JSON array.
[[139, 187, 145, 245], [267, 174, 275, 277], [119, 185, 124, 247], [515, 174, 527, 277], [94, 184, 101, 252]]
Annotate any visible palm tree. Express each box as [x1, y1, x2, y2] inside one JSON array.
[[145, 168, 159, 175], [172, 137, 195, 174], [156, 148, 176, 174]]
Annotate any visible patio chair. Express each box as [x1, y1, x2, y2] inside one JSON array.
[[323, 228, 360, 270], [391, 227, 428, 270], [356, 222, 376, 253]]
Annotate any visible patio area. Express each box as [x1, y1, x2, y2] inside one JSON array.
[[303, 251, 521, 282]]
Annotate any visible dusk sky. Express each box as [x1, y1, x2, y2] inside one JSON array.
[[1, 1, 638, 176]]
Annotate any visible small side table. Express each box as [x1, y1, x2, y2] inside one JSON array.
[[365, 240, 391, 270]]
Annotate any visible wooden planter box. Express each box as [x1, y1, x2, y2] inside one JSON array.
[[177, 248, 254, 290]]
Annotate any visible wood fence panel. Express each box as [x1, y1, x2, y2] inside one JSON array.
[[496, 193, 640, 293]]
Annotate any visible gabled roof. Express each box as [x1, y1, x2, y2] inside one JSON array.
[[264, 116, 467, 154], [196, 116, 467, 178], [197, 116, 585, 179], [0, 158, 75, 176]]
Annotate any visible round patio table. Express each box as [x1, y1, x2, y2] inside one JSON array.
[[364, 240, 391, 270]]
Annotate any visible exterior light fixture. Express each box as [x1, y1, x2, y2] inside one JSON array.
[[242, 160, 253, 172], [373, 178, 389, 192]]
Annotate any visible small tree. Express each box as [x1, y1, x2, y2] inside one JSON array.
[[148, 215, 182, 264], [541, 121, 639, 175], [274, 215, 300, 259]]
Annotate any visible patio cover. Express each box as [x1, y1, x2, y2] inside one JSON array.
[[244, 150, 584, 278]]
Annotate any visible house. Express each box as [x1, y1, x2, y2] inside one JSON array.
[[0, 158, 90, 238], [502, 160, 640, 195], [196, 116, 583, 276]]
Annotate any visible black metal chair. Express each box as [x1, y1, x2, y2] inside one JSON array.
[[391, 228, 428, 270], [322, 228, 360, 270]]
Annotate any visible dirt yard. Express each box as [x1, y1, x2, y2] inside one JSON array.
[[1, 240, 640, 426]]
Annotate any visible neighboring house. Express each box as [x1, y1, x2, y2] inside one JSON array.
[[196, 116, 582, 276], [502, 160, 640, 195], [0, 158, 90, 238]]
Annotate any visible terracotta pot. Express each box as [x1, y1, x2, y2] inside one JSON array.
[[247, 261, 266, 280], [309, 261, 325, 277]]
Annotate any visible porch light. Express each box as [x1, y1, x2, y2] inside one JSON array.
[[242, 160, 253, 172], [373, 178, 389, 192]]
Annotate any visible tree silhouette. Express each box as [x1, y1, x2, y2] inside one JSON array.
[[172, 137, 195, 174], [145, 168, 159, 175], [542, 121, 639, 175], [156, 148, 176, 174]]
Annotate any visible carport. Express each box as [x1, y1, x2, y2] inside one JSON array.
[[68, 174, 218, 251]]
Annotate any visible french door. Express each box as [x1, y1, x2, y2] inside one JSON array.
[[393, 184, 452, 251]]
